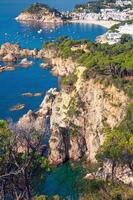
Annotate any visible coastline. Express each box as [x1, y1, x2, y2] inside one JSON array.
[[69, 20, 119, 29]]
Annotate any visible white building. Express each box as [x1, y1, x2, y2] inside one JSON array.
[[118, 23, 133, 35], [116, 0, 132, 7], [101, 9, 129, 21], [106, 32, 121, 44]]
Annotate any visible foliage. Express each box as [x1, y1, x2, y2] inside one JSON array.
[[69, 123, 79, 137], [24, 3, 61, 17], [96, 104, 133, 171], [67, 92, 85, 117], [34, 195, 47, 200], [120, 34, 133, 44], [45, 38, 133, 97], [61, 73, 78, 92], [0, 121, 50, 199], [79, 182, 133, 200]]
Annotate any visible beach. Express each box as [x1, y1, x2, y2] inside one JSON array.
[[69, 20, 119, 29]]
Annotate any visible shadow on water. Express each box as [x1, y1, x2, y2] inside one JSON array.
[[35, 162, 81, 199]]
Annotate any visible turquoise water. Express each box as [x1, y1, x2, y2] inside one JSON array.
[[0, 0, 107, 121], [35, 161, 88, 199]]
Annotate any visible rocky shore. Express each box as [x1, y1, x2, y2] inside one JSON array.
[[0, 43, 35, 57], [0, 43, 46, 73], [16, 12, 63, 24], [16, 3, 64, 24], [17, 43, 133, 185], [0, 43, 43, 62], [0, 43, 47, 72], [18, 88, 58, 131]]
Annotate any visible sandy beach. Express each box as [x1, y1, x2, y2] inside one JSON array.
[[69, 20, 119, 29]]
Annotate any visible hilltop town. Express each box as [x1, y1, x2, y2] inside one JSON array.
[[67, 0, 133, 44], [72, 0, 133, 21]]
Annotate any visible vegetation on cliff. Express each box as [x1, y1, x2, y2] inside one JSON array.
[[45, 37, 133, 97], [0, 120, 50, 199], [23, 3, 61, 17], [45, 37, 133, 188], [97, 103, 133, 172]]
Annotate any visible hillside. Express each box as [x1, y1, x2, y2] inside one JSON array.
[[15, 3, 65, 23], [74, 0, 133, 13], [18, 37, 133, 186]]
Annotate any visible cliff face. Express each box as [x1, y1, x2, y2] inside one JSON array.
[[44, 48, 77, 76], [42, 49, 129, 164], [49, 73, 128, 165], [18, 50, 129, 166], [17, 47, 133, 184], [18, 88, 58, 131], [97, 160, 133, 185], [16, 13, 63, 23]]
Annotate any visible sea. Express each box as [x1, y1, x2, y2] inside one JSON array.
[[0, 0, 107, 198], [0, 0, 107, 121]]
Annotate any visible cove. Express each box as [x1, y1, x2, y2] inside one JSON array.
[[34, 161, 91, 199], [0, 12, 107, 121]]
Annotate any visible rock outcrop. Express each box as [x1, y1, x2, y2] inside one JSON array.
[[18, 46, 129, 166], [44, 48, 78, 76], [18, 88, 58, 131], [49, 76, 129, 164], [0, 43, 39, 62], [41, 48, 129, 164], [3, 53, 17, 62], [97, 160, 133, 185], [20, 58, 33, 67], [0, 43, 47, 64], [16, 3, 64, 24]]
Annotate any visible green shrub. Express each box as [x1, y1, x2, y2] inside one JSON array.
[[45, 38, 133, 97], [34, 195, 46, 200], [61, 73, 77, 91], [96, 104, 133, 169]]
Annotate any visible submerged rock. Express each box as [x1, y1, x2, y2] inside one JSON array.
[[22, 92, 42, 97], [3, 53, 17, 62], [0, 66, 15, 72], [20, 58, 33, 67], [34, 93, 42, 97], [40, 63, 50, 69], [10, 104, 25, 111], [22, 92, 33, 97]]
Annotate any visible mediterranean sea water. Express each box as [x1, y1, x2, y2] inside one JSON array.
[[0, 0, 107, 121]]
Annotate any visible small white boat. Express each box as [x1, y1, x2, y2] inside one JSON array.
[[37, 29, 42, 34]]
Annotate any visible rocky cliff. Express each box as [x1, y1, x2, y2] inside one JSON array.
[[18, 88, 58, 131], [18, 53, 129, 164], [48, 69, 129, 165], [44, 48, 78, 76], [16, 3, 64, 24], [97, 160, 133, 185], [18, 40, 132, 185]]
